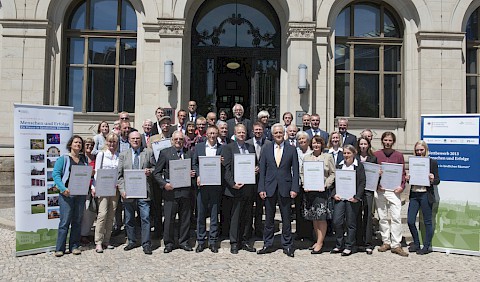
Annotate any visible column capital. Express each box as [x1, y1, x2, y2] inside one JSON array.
[[287, 22, 316, 41], [158, 18, 186, 38], [0, 19, 50, 38], [416, 31, 465, 50]]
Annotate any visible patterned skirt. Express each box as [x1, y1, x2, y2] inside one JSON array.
[[302, 190, 331, 221]]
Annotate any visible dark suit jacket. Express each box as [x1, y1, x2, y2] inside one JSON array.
[[222, 141, 257, 198], [356, 155, 378, 164], [226, 118, 253, 140], [342, 131, 357, 147], [258, 141, 300, 197], [151, 122, 161, 136], [306, 128, 329, 142], [117, 147, 155, 201], [245, 137, 272, 161], [192, 141, 224, 189], [333, 161, 366, 201], [154, 146, 192, 199], [141, 133, 153, 149]]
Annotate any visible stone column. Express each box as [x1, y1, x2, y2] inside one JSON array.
[[314, 27, 331, 131]]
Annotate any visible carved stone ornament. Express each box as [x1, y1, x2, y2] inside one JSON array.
[[158, 19, 186, 37], [288, 22, 316, 40]]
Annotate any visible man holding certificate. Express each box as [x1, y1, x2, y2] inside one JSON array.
[[331, 145, 366, 256], [117, 131, 155, 255], [222, 124, 258, 254], [257, 123, 299, 257], [374, 131, 408, 257], [154, 130, 196, 253], [192, 126, 224, 253]]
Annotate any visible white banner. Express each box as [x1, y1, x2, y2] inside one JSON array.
[[14, 104, 73, 256]]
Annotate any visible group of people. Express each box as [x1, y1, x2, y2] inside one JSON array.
[[52, 101, 440, 258]]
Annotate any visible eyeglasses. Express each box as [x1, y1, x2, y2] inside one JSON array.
[[85, 143, 94, 147], [120, 117, 129, 120], [173, 138, 184, 141]]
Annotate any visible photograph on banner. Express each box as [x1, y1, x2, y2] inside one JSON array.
[[421, 115, 480, 255], [14, 104, 73, 255]]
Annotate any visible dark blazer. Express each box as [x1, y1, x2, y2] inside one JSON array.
[[226, 117, 253, 140], [140, 133, 153, 149], [342, 131, 357, 147], [327, 149, 344, 166], [222, 141, 257, 198], [258, 141, 300, 197], [415, 158, 440, 204], [192, 141, 224, 188], [245, 137, 272, 161], [151, 122, 161, 136], [154, 146, 192, 199], [306, 128, 329, 142], [117, 147, 155, 201], [356, 155, 378, 164], [333, 161, 366, 201]]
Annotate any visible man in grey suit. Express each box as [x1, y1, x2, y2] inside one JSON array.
[[257, 123, 300, 257], [338, 117, 357, 147], [226, 103, 252, 140], [117, 131, 155, 255], [192, 126, 223, 253], [154, 130, 195, 253], [222, 124, 258, 254], [245, 121, 271, 238], [305, 114, 329, 142]]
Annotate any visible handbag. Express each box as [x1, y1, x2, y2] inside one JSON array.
[[87, 190, 98, 213]]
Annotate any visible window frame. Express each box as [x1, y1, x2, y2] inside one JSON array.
[[62, 0, 137, 114], [334, 1, 404, 119], [466, 8, 480, 113]]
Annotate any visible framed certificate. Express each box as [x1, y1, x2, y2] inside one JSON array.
[[363, 162, 380, 192], [199, 156, 221, 185], [303, 161, 325, 191], [68, 165, 93, 195], [94, 168, 118, 197], [335, 170, 356, 199], [234, 154, 256, 185], [124, 169, 147, 198], [380, 162, 403, 191], [169, 159, 191, 188], [408, 157, 430, 186]]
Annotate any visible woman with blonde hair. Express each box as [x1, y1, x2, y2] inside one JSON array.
[[327, 131, 344, 165]]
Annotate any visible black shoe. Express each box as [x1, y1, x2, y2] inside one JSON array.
[[179, 244, 193, 252], [143, 245, 152, 255], [164, 245, 173, 253], [124, 243, 136, 251], [196, 243, 206, 253], [111, 228, 122, 237], [230, 244, 239, 254], [311, 249, 323, 254], [209, 244, 219, 253], [408, 244, 420, 253], [257, 246, 274, 255], [242, 243, 256, 252], [283, 247, 295, 257], [416, 248, 432, 255]]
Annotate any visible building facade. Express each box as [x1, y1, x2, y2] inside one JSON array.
[[1, 0, 480, 153]]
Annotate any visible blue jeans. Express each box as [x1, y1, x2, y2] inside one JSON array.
[[124, 199, 151, 247], [407, 192, 433, 249], [56, 194, 86, 252]]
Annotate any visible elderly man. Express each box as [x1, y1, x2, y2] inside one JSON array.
[[117, 131, 155, 255], [154, 131, 196, 253], [257, 110, 272, 140], [338, 117, 357, 146], [217, 121, 231, 146], [226, 103, 252, 139], [257, 123, 299, 257], [119, 111, 137, 132], [206, 112, 217, 127], [141, 119, 153, 149], [302, 113, 311, 131], [156, 116, 172, 139], [285, 124, 299, 147]]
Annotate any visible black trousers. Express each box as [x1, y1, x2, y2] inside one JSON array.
[[263, 191, 293, 249], [294, 188, 313, 239], [333, 200, 360, 250], [150, 181, 163, 238], [163, 197, 191, 247], [356, 190, 374, 248], [228, 193, 254, 245]]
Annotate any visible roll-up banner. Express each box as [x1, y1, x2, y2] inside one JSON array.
[[421, 114, 480, 256], [14, 104, 73, 256]]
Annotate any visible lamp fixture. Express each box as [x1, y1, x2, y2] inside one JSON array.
[[298, 64, 307, 93], [164, 60, 173, 90]]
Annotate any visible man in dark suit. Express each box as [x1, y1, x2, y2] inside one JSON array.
[[222, 124, 258, 254], [245, 122, 271, 238], [151, 107, 165, 135], [338, 117, 357, 147], [117, 131, 155, 255], [226, 103, 252, 140], [169, 109, 187, 135], [306, 114, 329, 142], [188, 100, 200, 123], [216, 120, 232, 237], [285, 124, 299, 147], [257, 123, 300, 257], [192, 126, 223, 253], [153, 130, 195, 253]]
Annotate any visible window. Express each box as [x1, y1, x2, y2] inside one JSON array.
[[63, 0, 137, 113], [466, 8, 480, 113], [334, 2, 403, 118]]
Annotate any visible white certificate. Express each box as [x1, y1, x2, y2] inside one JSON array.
[[234, 154, 256, 185], [95, 168, 118, 197], [303, 161, 325, 191], [408, 157, 430, 186], [124, 169, 147, 198], [335, 170, 356, 199], [169, 159, 191, 188], [380, 162, 403, 191], [363, 162, 380, 192], [68, 165, 93, 195], [152, 139, 171, 161], [199, 156, 221, 186]]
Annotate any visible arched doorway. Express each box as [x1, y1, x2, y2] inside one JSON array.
[[190, 0, 281, 120]]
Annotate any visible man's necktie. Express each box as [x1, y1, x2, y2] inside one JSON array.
[[275, 145, 281, 167], [255, 141, 261, 160], [177, 151, 183, 159], [133, 151, 139, 169], [290, 139, 295, 146]]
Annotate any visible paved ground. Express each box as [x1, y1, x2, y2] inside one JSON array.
[[1, 206, 479, 281]]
